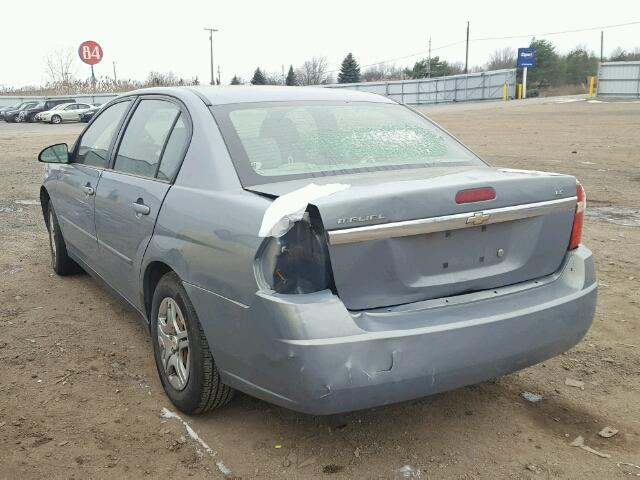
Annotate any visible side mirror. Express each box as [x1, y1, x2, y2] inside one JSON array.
[[38, 143, 69, 163]]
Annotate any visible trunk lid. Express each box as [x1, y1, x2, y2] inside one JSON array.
[[248, 166, 578, 310]]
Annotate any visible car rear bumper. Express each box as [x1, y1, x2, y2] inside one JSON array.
[[186, 246, 597, 415]]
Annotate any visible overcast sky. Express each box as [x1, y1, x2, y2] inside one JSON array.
[[1, 0, 639, 87]]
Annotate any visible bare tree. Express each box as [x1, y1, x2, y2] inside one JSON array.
[[361, 63, 405, 82], [45, 48, 76, 92], [295, 56, 330, 85], [265, 71, 284, 85], [145, 71, 180, 86], [485, 47, 516, 71], [609, 46, 640, 61]]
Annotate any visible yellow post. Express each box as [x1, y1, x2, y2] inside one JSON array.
[[503, 82, 508, 101], [517, 84, 523, 99], [588, 76, 596, 97]]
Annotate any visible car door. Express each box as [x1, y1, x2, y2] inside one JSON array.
[[94, 96, 190, 309], [60, 104, 78, 121], [53, 99, 132, 264], [70, 104, 84, 121], [76, 104, 92, 116]]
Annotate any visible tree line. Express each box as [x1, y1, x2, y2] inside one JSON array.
[[245, 40, 640, 91], [2, 40, 639, 96]]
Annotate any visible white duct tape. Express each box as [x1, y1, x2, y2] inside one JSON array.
[[258, 183, 350, 238]]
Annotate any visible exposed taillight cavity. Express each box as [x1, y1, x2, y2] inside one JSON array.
[[255, 212, 334, 294], [455, 187, 496, 204], [568, 181, 586, 250]]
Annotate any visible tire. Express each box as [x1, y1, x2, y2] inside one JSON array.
[[51, 115, 62, 124], [11, 114, 20, 123], [150, 272, 234, 414], [47, 203, 82, 275]]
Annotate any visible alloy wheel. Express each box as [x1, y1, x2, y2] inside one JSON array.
[[157, 297, 190, 390]]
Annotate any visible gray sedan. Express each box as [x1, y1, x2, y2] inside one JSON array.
[[37, 86, 597, 415]]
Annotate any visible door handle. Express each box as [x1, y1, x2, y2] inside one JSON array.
[[132, 201, 150, 216], [82, 185, 95, 196]]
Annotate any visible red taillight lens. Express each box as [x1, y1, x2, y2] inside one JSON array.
[[455, 187, 496, 204], [568, 181, 586, 250]]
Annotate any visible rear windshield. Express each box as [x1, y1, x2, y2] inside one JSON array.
[[211, 101, 483, 186]]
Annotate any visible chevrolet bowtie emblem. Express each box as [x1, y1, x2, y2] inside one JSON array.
[[466, 212, 491, 225]]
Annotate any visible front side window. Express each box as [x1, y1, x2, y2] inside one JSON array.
[[113, 99, 181, 178], [76, 100, 131, 168], [213, 101, 483, 186]]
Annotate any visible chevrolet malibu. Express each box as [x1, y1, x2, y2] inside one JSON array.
[[37, 86, 597, 415]]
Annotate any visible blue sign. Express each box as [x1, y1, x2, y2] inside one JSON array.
[[517, 48, 536, 68]]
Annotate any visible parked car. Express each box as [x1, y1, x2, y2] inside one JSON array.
[[38, 102, 94, 124], [0, 105, 14, 120], [79, 105, 102, 123], [33, 103, 71, 122], [19, 98, 78, 123], [37, 87, 597, 415], [2, 101, 39, 122]]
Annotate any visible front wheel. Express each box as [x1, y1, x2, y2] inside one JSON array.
[[151, 272, 234, 414], [51, 115, 62, 124]]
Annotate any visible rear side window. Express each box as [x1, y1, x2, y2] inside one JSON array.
[[157, 114, 188, 181], [113, 99, 180, 178], [76, 100, 131, 168]]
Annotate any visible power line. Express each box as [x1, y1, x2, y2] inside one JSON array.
[[328, 19, 640, 73], [470, 20, 640, 42]]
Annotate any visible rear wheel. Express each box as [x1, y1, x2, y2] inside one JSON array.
[[151, 272, 234, 414], [51, 115, 62, 124], [47, 204, 82, 275]]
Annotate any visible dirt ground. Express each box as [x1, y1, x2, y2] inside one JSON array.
[[1, 97, 639, 479]]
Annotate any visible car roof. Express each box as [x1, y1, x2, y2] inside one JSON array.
[[124, 85, 395, 106]]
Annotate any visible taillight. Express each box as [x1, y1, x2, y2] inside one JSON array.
[[255, 213, 334, 294], [568, 181, 586, 250], [455, 187, 496, 204]]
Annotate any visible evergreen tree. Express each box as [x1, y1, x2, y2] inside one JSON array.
[[337, 53, 361, 83], [230, 75, 241, 85], [527, 39, 563, 88], [251, 68, 267, 85], [285, 65, 297, 86], [404, 56, 462, 79], [564, 47, 598, 85]]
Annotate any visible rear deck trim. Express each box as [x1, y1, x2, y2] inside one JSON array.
[[327, 197, 577, 245]]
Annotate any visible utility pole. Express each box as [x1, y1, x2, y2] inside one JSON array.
[[427, 38, 431, 78], [282, 64, 285, 85], [204, 27, 219, 85], [464, 21, 470, 74], [217, 65, 221, 85], [113, 61, 117, 83], [600, 30, 604, 62]]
